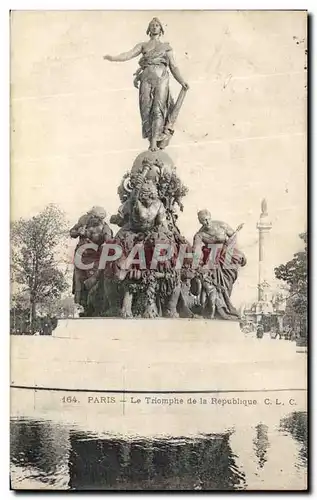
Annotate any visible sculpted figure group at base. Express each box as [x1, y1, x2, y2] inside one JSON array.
[[70, 206, 113, 316], [70, 154, 246, 320], [69, 17, 247, 320], [191, 210, 246, 320], [111, 154, 189, 319]]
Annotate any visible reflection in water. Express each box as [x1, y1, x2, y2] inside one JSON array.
[[280, 412, 308, 470], [253, 423, 269, 470], [68, 433, 245, 490], [10, 412, 307, 491], [10, 419, 70, 489]]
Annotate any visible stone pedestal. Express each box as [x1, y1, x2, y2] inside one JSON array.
[[52, 317, 242, 341], [11, 318, 306, 437], [11, 318, 304, 393]]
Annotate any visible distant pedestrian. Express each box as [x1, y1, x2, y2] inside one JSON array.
[[42, 317, 52, 335], [256, 324, 264, 339]]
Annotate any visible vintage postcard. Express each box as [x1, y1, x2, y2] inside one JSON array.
[[10, 10, 307, 491]]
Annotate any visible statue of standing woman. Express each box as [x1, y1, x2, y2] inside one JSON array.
[[103, 17, 189, 151]]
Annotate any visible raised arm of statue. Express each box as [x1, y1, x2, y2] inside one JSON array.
[[167, 50, 189, 90], [130, 179, 143, 207], [103, 43, 143, 62]]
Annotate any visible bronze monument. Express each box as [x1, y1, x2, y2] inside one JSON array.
[[70, 17, 246, 319]]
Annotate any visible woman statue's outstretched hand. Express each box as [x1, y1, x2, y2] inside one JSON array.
[[103, 55, 113, 61]]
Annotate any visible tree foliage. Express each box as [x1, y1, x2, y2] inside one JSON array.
[[274, 232, 307, 315], [37, 295, 78, 318], [11, 204, 69, 331]]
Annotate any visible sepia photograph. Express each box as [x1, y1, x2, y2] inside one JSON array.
[[10, 10, 307, 491]]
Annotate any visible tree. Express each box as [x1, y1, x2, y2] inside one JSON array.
[[11, 204, 69, 333], [37, 295, 78, 318], [274, 232, 307, 336]]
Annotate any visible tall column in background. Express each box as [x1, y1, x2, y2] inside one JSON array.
[[256, 199, 272, 301]]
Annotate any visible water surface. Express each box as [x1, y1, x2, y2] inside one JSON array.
[[10, 410, 307, 490]]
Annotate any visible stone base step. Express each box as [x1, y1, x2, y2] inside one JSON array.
[[11, 319, 305, 393]]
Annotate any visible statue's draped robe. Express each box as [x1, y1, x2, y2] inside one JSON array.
[[70, 215, 113, 307], [193, 226, 246, 320], [136, 43, 174, 141]]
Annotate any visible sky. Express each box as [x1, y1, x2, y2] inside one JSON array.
[[10, 10, 307, 306]]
